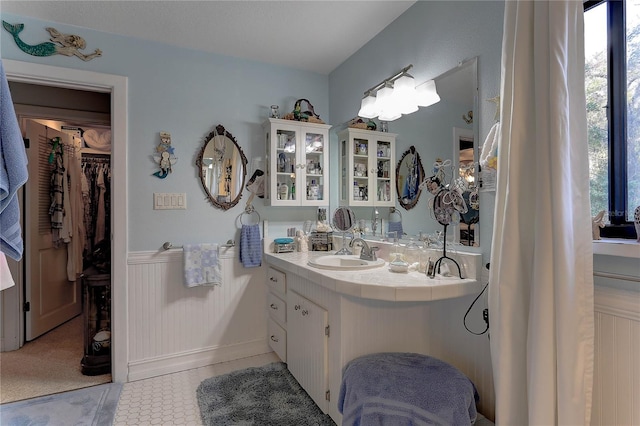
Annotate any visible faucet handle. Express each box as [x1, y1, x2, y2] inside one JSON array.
[[370, 246, 379, 261]]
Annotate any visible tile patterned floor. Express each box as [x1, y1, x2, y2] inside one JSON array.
[[113, 352, 280, 425]]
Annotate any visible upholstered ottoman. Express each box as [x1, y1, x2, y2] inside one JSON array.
[[338, 352, 481, 425]]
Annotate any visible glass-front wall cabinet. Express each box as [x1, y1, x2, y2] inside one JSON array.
[[264, 118, 331, 206], [338, 128, 396, 207]]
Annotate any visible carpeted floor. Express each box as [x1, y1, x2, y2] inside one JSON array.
[[0, 382, 122, 426], [197, 361, 336, 426], [0, 315, 111, 403]]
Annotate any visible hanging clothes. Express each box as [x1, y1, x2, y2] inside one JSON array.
[[81, 155, 111, 269]]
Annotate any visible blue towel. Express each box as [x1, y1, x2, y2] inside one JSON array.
[[388, 220, 403, 237], [0, 60, 28, 261], [338, 352, 479, 426], [183, 243, 221, 287], [240, 224, 261, 268]]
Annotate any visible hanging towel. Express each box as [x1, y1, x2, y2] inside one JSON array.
[[240, 224, 262, 268], [183, 243, 222, 287], [0, 60, 28, 261], [388, 220, 403, 237]]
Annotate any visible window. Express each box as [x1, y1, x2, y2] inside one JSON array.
[[585, 0, 639, 238]]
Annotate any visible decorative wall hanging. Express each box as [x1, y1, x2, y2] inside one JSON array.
[[2, 21, 102, 61], [152, 132, 177, 179]]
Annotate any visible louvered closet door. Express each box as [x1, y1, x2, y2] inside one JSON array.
[[24, 120, 81, 340], [287, 290, 329, 413]]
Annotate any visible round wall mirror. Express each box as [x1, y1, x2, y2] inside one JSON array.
[[395, 146, 425, 210], [196, 124, 247, 210]]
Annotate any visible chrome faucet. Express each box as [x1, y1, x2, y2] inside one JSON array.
[[350, 238, 379, 261], [371, 208, 380, 237]]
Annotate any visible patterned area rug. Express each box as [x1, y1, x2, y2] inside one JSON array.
[[0, 382, 122, 426], [197, 362, 335, 425]]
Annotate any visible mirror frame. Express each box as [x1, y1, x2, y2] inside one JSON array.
[[395, 145, 425, 210], [196, 124, 248, 210]]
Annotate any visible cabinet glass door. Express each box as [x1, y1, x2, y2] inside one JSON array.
[[302, 131, 326, 203], [275, 129, 297, 202], [373, 139, 393, 204], [352, 137, 371, 203]]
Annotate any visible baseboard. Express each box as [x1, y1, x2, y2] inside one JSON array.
[[127, 338, 271, 381]]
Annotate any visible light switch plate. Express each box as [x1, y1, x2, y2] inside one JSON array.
[[154, 192, 187, 210]]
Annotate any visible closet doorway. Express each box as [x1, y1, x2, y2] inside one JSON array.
[[1, 86, 112, 403]]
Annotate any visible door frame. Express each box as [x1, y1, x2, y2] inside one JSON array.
[[3, 59, 129, 383]]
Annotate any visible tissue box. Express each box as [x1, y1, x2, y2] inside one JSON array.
[[310, 231, 333, 251]]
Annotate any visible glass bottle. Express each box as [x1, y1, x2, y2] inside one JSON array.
[[404, 237, 420, 268], [418, 241, 430, 273], [389, 234, 409, 273]]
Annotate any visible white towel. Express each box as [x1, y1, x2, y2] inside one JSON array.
[[0, 252, 16, 291], [183, 243, 221, 287]]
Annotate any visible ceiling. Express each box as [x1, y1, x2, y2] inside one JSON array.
[[2, 1, 416, 75]]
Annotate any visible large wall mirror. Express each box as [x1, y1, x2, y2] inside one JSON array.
[[453, 127, 479, 246], [196, 124, 248, 210], [376, 58, 479, 245]]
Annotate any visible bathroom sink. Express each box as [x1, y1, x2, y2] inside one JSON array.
[[308, 255, 386, 271]]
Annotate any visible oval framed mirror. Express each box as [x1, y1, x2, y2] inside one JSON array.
[[395, 146, 425, 210], [196, 124, 248, 210]]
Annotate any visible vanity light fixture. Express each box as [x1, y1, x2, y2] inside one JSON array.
[[357, 64, 440, 121]]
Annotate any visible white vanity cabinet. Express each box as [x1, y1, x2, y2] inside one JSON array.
[[338, 128, 396, 207], [263, 118, 331, 206], [266, 267, 287, 361], [287, 290, 329, 414]]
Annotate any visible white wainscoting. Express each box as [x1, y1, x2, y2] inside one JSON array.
[[126, 248, 270, 381], [592, 283, 640, 426]]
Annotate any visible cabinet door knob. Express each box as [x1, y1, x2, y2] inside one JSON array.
[[270, 304, 278, 310], [270, 335, 279, 343], [269, 277, 278, 282], [294, 304, 301, 310], [302, 309, 309, 316]]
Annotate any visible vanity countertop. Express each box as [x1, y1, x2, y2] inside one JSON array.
[[264, 250, 483, 302]]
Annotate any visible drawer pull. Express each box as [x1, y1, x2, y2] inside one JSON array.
[[270, 335, 279, 343], [270, 303, 278, 310], [302, 309, 309, 316], [294, 304, 301, 310], [269, 277, 278, 282]]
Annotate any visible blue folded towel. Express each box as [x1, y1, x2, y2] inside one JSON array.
[[183, 243, 221, 287], [240, 224, 262, 268], [339, 352, 479, 426], [0, 60, 29, 261]]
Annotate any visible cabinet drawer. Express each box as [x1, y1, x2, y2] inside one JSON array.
[[266, 267, 286, 295], [268, 317, 287, 362], [267, 292, 286, 325]]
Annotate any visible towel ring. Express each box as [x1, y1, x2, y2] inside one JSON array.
[[389, 207, 402, 222], [240, 206, 260, 225]]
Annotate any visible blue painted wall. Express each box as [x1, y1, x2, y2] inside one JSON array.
[[1, 12, 330, 251], [2, 2, 504, 260], [328, 1, 504, 262]]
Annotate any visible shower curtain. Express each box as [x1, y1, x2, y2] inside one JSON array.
[[488, 1, 594, 424]]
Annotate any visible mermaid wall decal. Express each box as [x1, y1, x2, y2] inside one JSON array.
[[2, 21, 102, 61]]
